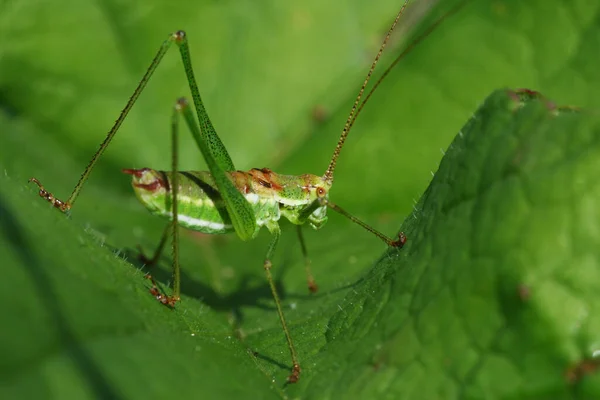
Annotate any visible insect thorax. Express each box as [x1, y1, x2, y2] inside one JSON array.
[[245, 168, 330, 230]]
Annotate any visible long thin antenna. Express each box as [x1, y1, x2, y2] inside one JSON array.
[[323, 0, 410, 184], [349, 0, 469, 130], [323, 0, 469, 183]]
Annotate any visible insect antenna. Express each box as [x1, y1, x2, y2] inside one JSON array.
[[348, 0, 469, 130], [323, 0, 469, 184], [322, 0, 409, 184]]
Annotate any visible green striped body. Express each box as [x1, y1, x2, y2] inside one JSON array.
[[126, 167, 331, 238]]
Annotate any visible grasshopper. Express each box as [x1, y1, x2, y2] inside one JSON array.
[[29, 0, 465, 383]]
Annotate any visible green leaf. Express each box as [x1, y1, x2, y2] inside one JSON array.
[[302, 90, 600, 398], [1, 0, 600, 398]]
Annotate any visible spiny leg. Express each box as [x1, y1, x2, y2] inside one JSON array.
[[264, 224, 301, 383], [137, 224, 178, 305], [142, 100, 183, 308], [28, 178, 70, 212], [30, 30, 234, 212], [296, 225, 317, 293], [320, 198, 406, 248]]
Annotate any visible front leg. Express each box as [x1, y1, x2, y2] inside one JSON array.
[[263, 223, 301, 383], [296, 225, 318, 293], [319, 197, 407, 248], [132, 99, 185, 308]]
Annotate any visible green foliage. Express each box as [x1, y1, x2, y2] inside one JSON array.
[[1, 0, 600, 398]]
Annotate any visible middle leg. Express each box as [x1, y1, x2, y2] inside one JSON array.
[[264, 223, 301, 383], [296, 225, 318, 293]]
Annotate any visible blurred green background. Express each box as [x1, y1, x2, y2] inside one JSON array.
[[1, 0, 599, 398]]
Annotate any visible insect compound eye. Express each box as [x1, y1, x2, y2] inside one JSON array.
[[316, 187, 326, 197]]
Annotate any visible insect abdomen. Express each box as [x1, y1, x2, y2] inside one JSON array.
[[125, 168, 280, 235]]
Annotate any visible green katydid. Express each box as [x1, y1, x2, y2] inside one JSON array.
[[28, 0, 466, 383]]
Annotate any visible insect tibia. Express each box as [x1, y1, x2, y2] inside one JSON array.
[[320, 198, 407, 248], [28, 178, 71, 212]]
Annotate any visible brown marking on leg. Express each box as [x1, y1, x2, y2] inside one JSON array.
[[296, 225, 318, 293], [145, 273, 180, 308], [173, 30, 186, 43], [307, 279, 318, 294], [391, 232, 407, 248], [28, 178, 71, 212], [287, 363, 301, 384]]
